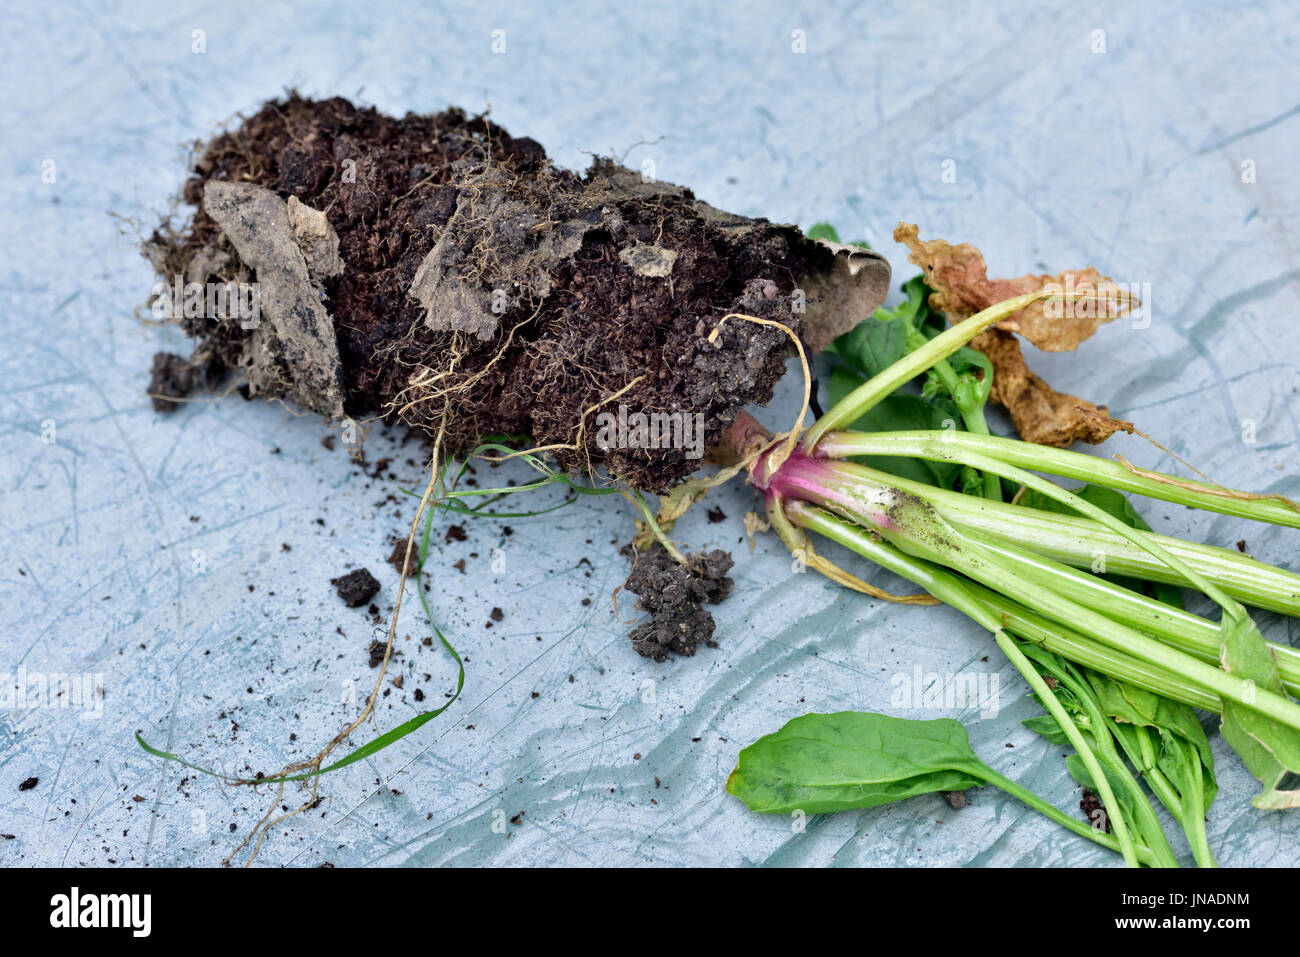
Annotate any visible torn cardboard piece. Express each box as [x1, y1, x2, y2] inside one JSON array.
[[202, 181, 346, 419]]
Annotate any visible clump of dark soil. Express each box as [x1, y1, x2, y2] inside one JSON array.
[[148, 352, 219, 412], [623, 544, 734, 661], [144, 94, 887, 491], [332, 568, 380, 607]]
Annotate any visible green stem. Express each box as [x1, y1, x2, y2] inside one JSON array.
[[630, 489, 688, 564], [804, 292, 1052, 451], [787, 501, 1220, 711], [1114, 727, 1216, 868], [785, 502, 1203, 867], [971, 762, 1156, 866], [925, 358, 1001, 501], [1113, 728, 1183, 823], [832, 436, 1244, 615], [788, 477, 1300, 730], [929, 488, 1297, 616], [818, 429, 1300, 529], [921, 524, 1300, 730], [805, 457, 1300, 617], [783, 502, 1167, 865], [971, 536, 1300, 694], [997, 631, 1142, 866], [1015, 642, 1179, 867], [1136, 727, 1159, 775], [1182, 753, 1215, 869]]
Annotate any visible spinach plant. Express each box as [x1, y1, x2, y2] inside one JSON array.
[[726, 224, 1300, 866], [727, 710, 1162, 864]]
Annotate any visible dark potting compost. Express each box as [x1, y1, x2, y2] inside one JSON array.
[[145, 94, 889, 492]]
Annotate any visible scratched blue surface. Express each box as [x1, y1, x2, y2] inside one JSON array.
[[2, 1, 1299, 867]]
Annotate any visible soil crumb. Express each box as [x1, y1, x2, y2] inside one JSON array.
[[387, 539, 417, 577], [148, 352, 217, 412], [623, 544, 733, 661], [1079, 787, 1111, 833], [367, 639, 398, 668], [332, 568, 380, 607]]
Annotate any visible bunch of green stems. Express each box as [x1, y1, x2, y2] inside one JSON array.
[[751, 292, 1300, 864]]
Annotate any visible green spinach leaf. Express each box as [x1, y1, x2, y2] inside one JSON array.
[[728, 709, 1151, 862], [1219, 612, 1300, 808], [831, 314, 911, 380], [726, 711, 987, 814], [805, 222, 841, 243]]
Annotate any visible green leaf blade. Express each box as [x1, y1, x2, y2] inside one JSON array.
[[726, 711, 987, 814], [1218, 612, 1300, 808]]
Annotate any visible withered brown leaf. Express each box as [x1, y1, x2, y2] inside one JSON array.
[[894, 222, 1135, 351], [974, 328, 1133, 447], [893, 223, 1134, 446]]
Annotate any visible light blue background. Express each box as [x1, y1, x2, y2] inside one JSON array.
[[2, 1, 1298, 866]]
